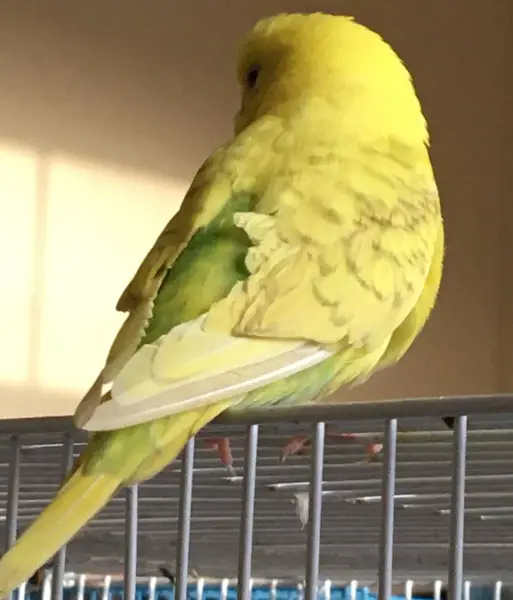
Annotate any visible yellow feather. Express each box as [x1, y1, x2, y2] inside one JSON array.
[[0, 467, 121, 594]]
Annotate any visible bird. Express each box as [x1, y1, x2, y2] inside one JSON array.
[[0, 12, 444, 596]]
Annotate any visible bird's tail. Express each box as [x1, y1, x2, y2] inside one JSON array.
[[0, 401, 233, 597], [0, 463, 122, 597]]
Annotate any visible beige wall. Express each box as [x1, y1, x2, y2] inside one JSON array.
[[0, 0, 511, 419]]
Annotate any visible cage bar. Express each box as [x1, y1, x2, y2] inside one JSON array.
[[101, 574, 111, 600], [51, 432, 74, 600], [76, 573, 87, 600], [42, 572, 52, 600], [5, 435, 20, 600], [378, 419, 398, 600], [305, 421, 325, 600], [448, 416, 468, 600], [324, 578, 332, 600], [349, 580, 358, 600], [17, 582, 26, 600], [197, 576, 205, 600], [404, 579, 413, 600], [176, 436, 195, 600], [0, 393, 509, 435], [5, 435, 20, 552], [148, 575, 158, 600], [494, 581, 503, 600], [221, 577, 229, 600], [124, 484, 139, 600], [464, 580, 472, 600], [215, 394, 513, 424], [237, 424, 259, 600], [270, 579, 278, 600]]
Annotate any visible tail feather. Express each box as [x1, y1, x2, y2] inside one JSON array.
[[0, 467, 121, 596], [0, 403, 234, 597]]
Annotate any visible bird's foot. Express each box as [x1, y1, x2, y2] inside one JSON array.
[[203, 437, 236, 475], [279, 430, 357, 462]]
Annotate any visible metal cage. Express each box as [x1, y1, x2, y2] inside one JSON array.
[[1, 393, 513, 600]]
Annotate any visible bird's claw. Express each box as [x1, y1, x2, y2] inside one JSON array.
[[203, 436, 235, 474], [279, 430, 381, 464], [279, 435, 311, 462]]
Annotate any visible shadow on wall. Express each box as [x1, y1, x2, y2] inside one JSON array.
[[0, 0, 511, 419]]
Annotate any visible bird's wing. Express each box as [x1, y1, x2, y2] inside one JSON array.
[[74, 146, 234, 426], [80, 137, 441, 432]]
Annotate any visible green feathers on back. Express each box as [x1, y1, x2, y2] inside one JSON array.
[[142, 192, 257, 345]]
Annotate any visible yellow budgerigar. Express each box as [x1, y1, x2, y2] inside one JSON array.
[[0, 12, 445, 595]]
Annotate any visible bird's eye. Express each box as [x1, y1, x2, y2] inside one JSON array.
[[246, 65, 261, 89]]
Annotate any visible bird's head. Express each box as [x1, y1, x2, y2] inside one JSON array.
[[235, 12, 428, 144]]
